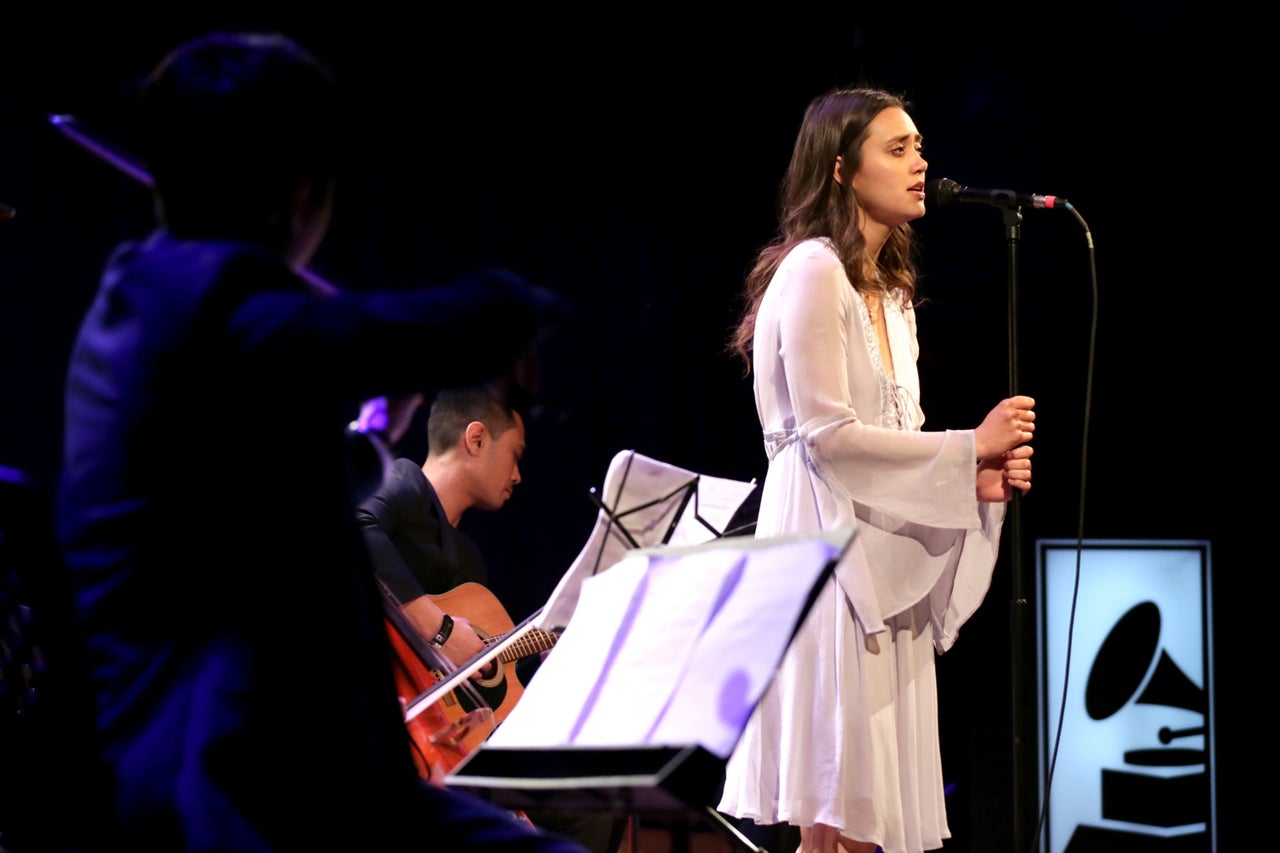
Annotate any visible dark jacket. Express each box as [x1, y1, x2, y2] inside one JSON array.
[[357, 458, 488, 605], [55, 230, 584, 852]]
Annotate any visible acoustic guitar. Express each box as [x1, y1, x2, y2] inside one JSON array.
[[423, 582, 559, 741]]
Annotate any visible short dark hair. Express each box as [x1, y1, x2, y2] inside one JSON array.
[[133, 31, 345, 244], [426, 387, 519, 457]]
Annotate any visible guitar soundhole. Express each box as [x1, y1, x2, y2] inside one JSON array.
[[474, 630, 503, 687]]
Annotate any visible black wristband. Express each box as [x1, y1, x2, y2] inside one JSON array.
[[429, 614, 454, 648]]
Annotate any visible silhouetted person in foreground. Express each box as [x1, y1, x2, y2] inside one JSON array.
[[54, 30, 586, 852]]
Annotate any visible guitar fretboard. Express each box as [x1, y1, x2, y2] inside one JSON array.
[[486, 627, 558, 664]]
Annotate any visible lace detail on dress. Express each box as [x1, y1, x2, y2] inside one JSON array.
[[893, 383, 924, 431], [854, 290, 923, 432]]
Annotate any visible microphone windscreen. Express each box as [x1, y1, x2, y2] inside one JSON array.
[[924, 178, 958, 207]]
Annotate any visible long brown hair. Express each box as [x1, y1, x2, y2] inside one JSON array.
[[729, 87, 921, 370]]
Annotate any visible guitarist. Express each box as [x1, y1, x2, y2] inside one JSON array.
[[356, 385, 525, 670], [356, 385, 623, 853]]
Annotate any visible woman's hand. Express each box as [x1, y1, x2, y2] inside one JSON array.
[[975, 395, 1035, 460], [977, 444, 1034, 502]]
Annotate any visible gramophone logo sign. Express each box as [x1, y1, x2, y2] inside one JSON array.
[[1036, 540, 1215, 853]]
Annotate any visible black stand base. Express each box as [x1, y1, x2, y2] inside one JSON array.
[[448, 745, 768, 851]]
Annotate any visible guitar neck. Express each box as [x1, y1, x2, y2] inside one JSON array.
[[487, 627, 558, 664]]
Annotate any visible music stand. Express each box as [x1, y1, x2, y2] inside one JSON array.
[[446, 452, 854, 852], [537, 449, 759, 633]]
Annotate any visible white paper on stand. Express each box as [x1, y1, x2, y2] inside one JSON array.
[[535, 450, 757, 632], [484, 529, 853, 760]]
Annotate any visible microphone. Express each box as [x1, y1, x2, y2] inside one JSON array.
[[925, 177, 1068, 210]]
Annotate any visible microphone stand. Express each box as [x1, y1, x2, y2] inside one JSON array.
[[999, 204, 1036, 853]]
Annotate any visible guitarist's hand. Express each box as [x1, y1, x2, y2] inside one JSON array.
[[440, 615, 486, 671]]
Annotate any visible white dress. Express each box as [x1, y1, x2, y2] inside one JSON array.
[[717, 239, 1006, 853]]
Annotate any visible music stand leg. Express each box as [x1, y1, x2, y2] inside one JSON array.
[[626, 812, 639, 851], [617, 809, 768, 853], [701, 806, 769, 852]]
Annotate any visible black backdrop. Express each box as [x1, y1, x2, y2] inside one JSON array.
[[2, 8, 1252, 851]]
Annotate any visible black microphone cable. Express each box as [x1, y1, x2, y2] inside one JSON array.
[[1027, 200, 1097, 853]]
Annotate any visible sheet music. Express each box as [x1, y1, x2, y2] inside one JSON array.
[[482, 530, 851, 760], [536, 450, 756, 631], [666, 471, 759, 547]]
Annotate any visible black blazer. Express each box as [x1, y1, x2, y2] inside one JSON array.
[[356, 457, 488, 604]]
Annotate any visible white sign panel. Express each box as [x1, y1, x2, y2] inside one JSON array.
[[1037, 539, 1214, 853]]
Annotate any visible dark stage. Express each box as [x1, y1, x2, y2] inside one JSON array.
[[1, 8, 1251, 852]]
